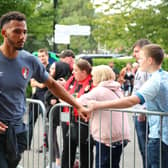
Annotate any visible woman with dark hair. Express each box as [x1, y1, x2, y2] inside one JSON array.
[[61, 59, 94, 168], [45, 61, 72, 168]]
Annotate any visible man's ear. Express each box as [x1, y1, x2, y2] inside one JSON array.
[[1, 29, 6, 37]]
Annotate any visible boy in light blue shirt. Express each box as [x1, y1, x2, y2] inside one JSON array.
[[86, 44, 168, 168]]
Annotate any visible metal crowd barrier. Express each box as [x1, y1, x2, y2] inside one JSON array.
[[18, 98, 47, 168], [48, 103, 168, 168], [48, 102, 72, 168]]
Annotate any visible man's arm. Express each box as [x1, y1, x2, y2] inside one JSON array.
[[90, 95, 141, 111], [44, 76, 88, 119]]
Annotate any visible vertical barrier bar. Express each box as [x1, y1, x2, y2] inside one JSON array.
[[48, 104, 168, 168], [160, 116, 163, 168], [78, 117, 81, 168], [26, 98, 47, 168], [99, 110, 101, 168], [88, 120, 91, 168], [48, 104, 54, 168], [133, 113, 137, 168], [145, 113, 149, 168], [110, 109, 112, 168], [121, 111, 125, 168], [48, 102, 72, 168]]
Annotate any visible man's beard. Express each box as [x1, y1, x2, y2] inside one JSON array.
[[15, 47, 23, 50], [7, 36, 24, 50]]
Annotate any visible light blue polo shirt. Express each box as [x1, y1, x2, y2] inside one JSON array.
[[132, 69, 149, 110], [136, 69, 168, 145]]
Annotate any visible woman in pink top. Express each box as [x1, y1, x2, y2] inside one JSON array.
[[78, 65, 130, 168]]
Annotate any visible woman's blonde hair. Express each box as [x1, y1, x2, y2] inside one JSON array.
[[92, 65, 115, 84]]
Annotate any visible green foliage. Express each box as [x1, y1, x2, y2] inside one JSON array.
[[26, 83, 32, 98], [92, 0, 168, 54], [25, 1, 54, 52], [125, 3, 168, 53], [0, 0, 53, 51], [92, 14, 129, 52], [0, 0, 37, 15], [93, 57, 168, 72], [56, 0, 97, 53], [93, 58, 135, 71], [0, 0, 38, 44], [162, 57, 168, 71]]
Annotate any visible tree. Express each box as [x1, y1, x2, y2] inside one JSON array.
[[55, 0, 97, 53], [92, 0, 168, 54], [0, 0, 54, 52], [24, 1, 54, 52]]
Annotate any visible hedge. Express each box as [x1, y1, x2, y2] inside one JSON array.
[[93, 57, 168, 72]]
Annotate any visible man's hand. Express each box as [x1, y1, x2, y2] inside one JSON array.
[[0, 122, 8, 133], [77, 105, 91, 122], [77, 100, 100, 121]]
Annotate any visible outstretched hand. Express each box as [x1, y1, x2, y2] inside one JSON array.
[[0, 122, 8, 133], [77, 100, 99, 122], [77, 105, 91, 122]]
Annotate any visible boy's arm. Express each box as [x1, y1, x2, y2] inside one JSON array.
[[89, 95, 141, 111]]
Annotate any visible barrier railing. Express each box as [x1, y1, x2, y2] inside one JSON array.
[[48, 102, 72, 168], [47, 104, 168, 168], [18, 98, 47, 168]]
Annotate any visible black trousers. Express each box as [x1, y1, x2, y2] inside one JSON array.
[[61, 122, 94, 168], [0, 131, 27, 168]]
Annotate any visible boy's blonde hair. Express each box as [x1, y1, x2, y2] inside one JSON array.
[[92, 65, 115, 84]]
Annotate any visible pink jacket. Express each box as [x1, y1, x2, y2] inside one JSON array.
[[78, 80, 130, 146]]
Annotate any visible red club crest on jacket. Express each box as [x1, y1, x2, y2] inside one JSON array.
[[22, 67, 29, 79]]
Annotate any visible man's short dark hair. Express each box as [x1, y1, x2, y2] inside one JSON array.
[[0, 11, 26, 29], [38, 48, 48, 55], [133, 39, 151, 49], [59, 49, 75, 58]]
